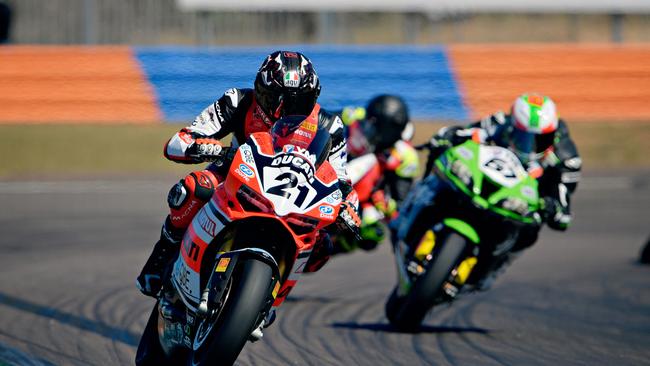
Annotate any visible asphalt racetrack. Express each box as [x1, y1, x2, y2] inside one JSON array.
[[0, 171, 648, 366]]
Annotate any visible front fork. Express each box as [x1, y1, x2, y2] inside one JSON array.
[[393, 219, 480, 298], [197, 248, 280, 322]]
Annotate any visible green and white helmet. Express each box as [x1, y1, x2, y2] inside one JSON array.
[[509, 93, 559, 162]]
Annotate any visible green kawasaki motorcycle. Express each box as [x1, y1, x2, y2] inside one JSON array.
[[386, 140, 542, 331]]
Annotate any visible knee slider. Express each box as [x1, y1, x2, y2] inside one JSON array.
[[167, 180, 188, 209], [190, 171, 217, 202]]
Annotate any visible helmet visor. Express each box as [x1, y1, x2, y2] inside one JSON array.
[[255, 82, 282, 118], [282, 90, 318, 116], [511, 128, 555, 163]]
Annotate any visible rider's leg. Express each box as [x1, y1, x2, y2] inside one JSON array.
[[136, 170, 219, 297]]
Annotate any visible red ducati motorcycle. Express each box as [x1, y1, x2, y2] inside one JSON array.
[[136, 117, 355, 365]]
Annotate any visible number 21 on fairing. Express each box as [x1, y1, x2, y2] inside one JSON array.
[[262, 167, 317, 213]]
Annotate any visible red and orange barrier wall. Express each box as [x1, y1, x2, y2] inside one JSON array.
[[1, 44, 649, 123], [0, 46, 160, 123], [449, 44, 650, 121]]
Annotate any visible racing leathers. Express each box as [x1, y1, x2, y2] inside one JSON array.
[[136, 88, 355, 296]]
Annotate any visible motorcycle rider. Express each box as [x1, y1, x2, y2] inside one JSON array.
[[394, 93, 581, 288], [333, 95, 419, 252], [136, 50, 360, 297]]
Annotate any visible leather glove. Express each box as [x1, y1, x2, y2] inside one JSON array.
[[339, 201, 361, 228], [337, 201, 362, 239], [428, 133, 453, 149], [370, 190, 398, 218], [189, 138, 223, 162], [543, 196, 571, 231]]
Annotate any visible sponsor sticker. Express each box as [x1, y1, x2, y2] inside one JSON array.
[[284, 71, 300, 88], [272, 281, 281, 299], [270, 153, 315, 183], [520, 186, 537, 200], [215, 257, 230, 273], [457, 147, 474, 160], [240, 145, 255, 164], [326, 195, 340, 205], [319, 205, 335, 218], [319, 205, 334, 215], [197, 210, 218, 237], [294, 129, 313, 139], [238, 164, 255, 178], [304, 122, 318, 132]]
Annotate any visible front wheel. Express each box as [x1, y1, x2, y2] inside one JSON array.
[[386, 232, 467, 332], [189, 258, 273, 366], [135, 305, 166, 366]]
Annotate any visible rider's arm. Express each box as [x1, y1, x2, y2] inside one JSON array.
[[322, 113, 351, 183], [383, 140, 419, 204], [164, 88, 246, 163], [540, 120, 581, 231], [432, 111, 507, 147]]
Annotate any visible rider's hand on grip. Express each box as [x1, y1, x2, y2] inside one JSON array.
[[338, 201, 362, 241], [189, 138, 223, 162], [543, 196, 571, 231]]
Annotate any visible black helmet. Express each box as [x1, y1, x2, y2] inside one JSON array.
[[364, 94, 410, 151], [254, 51, 321, 121]]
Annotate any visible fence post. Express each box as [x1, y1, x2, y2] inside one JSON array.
[[83, 0, 98, 44], [611, 13, 624, 43]]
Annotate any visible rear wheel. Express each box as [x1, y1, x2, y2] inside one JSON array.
[[387, 232, 467, 332], [189, 258, 273, 366]]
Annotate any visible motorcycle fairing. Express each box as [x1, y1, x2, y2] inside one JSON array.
[[172, 132, 341, 311]]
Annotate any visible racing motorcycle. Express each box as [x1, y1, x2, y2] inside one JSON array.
[[386, 140, 542, 331], [332, 141, 418, 254], [136, 120, 356, 365]]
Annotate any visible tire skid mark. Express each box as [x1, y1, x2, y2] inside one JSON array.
[[312, 302, 351, 365], [43, 295, 89, 365], [0, 330, 88, 365], [415, 306, 457, 366], [94, 287, 139, 365], [452, 299, 510, 366], [301, 302, 343, 366]]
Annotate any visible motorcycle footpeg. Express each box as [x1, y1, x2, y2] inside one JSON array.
[[406, 260, 425, 276], [263, 310, 276, 328], [442, 282, 459, 298]]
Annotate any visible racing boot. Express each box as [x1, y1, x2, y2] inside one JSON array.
[[136, 216, 184, 297]]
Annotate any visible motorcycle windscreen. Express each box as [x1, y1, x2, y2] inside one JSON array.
[[271, 121, 332, 167]]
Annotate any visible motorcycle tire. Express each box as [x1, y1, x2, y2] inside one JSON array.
[[189, 258, 273, 366], [388, 232, 467, 332], [384, 287, 403, 326]]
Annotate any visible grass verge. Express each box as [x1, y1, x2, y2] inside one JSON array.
[[0, 121, 648, 179]]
